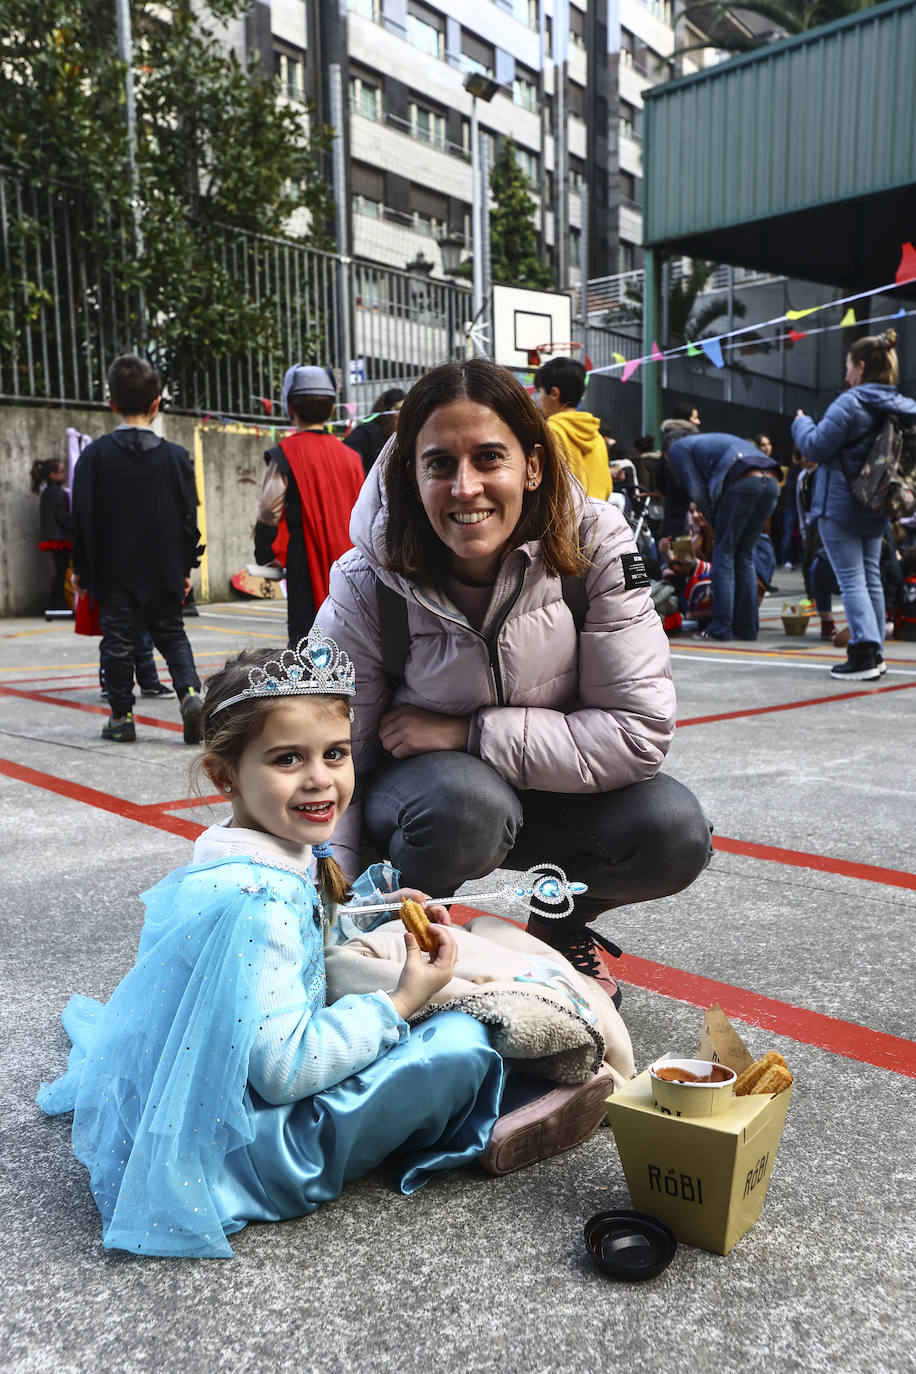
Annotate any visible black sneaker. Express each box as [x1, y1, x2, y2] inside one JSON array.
[[829, 646, 881, 681], [180, 687, 204, 744], [876, 654, 888, 676], [101, 712, 136, 742], [528, 921, 623, 1009], [140, 683, 173, 697]]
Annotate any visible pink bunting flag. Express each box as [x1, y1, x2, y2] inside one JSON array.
[[621, 358, 641, 384], [650, 341, 664, 362], [894, 242, 916, 285], [342, 402, 357, 415]]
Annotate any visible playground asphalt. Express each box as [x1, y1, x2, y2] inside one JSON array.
[[1, 574, 914, 1374]]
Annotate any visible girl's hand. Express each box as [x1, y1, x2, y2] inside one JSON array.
[[388, 887, 452, 925], [389, 924, 458, 1021], [379, 705, 470, 758], [795, 409, 805, 419]]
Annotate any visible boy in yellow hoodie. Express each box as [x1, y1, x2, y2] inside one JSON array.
[[534, 356, 612, 500]]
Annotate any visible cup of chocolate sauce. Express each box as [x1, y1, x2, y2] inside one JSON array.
[[648, 1057, 737, 1118]]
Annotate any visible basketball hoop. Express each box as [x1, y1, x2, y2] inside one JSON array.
[[527, 340, 583, 366]]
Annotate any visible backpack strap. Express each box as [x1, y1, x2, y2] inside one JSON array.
[[264, 443, 286, 468], [374, 570, 589, 692], [375, 577, 412, 689]]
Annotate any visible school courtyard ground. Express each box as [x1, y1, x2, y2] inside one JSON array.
[[1, 576, 914, 1374]]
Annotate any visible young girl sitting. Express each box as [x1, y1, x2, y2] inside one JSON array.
[[37, 630, 505, 1258]]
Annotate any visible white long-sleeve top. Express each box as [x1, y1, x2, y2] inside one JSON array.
[[192, 821, 407, 1103]]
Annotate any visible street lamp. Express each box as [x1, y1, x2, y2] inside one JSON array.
[[463, 70, 499, 356], [438, 232, 465, 278]]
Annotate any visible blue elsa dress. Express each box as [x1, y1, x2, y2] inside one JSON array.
[[37, 824, 504, 1258]]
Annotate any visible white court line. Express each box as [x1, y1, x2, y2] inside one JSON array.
[[670, 652, 916, 676], [194, 610, 287, 625]]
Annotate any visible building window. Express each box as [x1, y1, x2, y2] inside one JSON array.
[[349, 74, 383, 121], [284, 175, 308, 203], [620, 171, 641, 207], [409, 101, 447, 150], [461, 31, 495, 79], [412, 210, 444, 238], [513, 66, 539, 113], [349, 0, 380, 19], [569, 165, 584, 196], [274, 47, 305, 102], [640, 0, 673, 24], [569, 5, 586, 49], [619, 100, 641, 141], [407, 2, 445, 60], [570, 228, 581, 268], [514, 145, 540, 187], [568, 79, 586, 120], [353, 194, 383, 219], [618, 240, 636, 273]]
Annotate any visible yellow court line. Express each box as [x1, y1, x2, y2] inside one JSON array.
[[195, 624, 286, 640], [0, 627, 62, 639]]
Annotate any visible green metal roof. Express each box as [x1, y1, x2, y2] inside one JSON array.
[[642, 0, 916, 292]]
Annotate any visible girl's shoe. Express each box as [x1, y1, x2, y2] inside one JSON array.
[[480, 1065, 615, 1176], [819, 616, 836, 641]]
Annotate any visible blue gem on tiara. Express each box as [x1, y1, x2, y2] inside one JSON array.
[[208, 626, 356, 716]]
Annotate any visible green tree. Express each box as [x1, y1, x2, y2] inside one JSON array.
[[486, 137, 553, 290], [0, 0, 334, 405], [679, 0, 882, 55]]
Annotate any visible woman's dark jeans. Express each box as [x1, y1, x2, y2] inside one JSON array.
[[362, 752, 712, 931]]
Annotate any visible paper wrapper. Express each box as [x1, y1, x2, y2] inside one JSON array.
[[696, 1002, 755, 1075]]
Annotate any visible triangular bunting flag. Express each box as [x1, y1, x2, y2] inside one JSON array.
[[621, 358, 641, 384], [894, 242, 916, 285], [788, 329, 808, 342], [686, 342, 701, 357], [700, 338, 724, 368], [342, 402, 357, 416], [895, 307, 906, 317], [840, 308, 856, 328], [612, 352, 626, 365], [651, 341, 664, 362], [785, 306, 819, 321]]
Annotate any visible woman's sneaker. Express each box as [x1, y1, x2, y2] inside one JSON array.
[[101, 712, 136, 743], [180, 687, 204, 744], [526, 920, 623, 1009], [140, 682, 173, 697], [480, 1065, 615, 1175]]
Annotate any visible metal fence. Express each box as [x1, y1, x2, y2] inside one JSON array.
[[0, 168, 474, 420]]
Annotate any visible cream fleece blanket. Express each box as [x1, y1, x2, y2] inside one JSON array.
[[325, 915, 635, 1087]]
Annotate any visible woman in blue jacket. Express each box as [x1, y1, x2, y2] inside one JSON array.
[[792, 329, 916, 681]]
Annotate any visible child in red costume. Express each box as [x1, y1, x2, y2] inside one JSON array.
[[254, 366, 365, 645]]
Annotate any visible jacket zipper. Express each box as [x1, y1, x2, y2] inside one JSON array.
[[409, 563, 527, 707]]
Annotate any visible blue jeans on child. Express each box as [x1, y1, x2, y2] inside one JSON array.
[[818, 518, 885, 647], [708, 473, 780, 640], [362, 752, 712, 932]]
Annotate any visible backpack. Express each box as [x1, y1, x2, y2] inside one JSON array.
[[847, 414, 916, 518], [896, 575, 916, 642]]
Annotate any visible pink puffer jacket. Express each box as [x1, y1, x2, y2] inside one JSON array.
[[317, 455, 676, 876]]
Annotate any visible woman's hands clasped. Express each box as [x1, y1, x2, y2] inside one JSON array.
[[378, 705, 470, 758]]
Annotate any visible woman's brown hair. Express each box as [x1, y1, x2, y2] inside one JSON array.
[[384, 358, 591, 582], [849, 329, 899, 385], [196, 649, 352, 914]]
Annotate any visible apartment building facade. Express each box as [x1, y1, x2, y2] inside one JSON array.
[[237, 1, 729, 294]]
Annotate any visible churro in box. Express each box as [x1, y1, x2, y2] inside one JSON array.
[[605, 1004, 793, 1255]]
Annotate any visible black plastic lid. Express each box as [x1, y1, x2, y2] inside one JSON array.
[[584, 1210, 677, 1282]]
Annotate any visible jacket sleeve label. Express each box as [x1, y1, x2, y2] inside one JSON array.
[[621, 552, 650, 590]]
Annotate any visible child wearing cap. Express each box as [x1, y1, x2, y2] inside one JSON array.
[[254, 365, 365, 645]]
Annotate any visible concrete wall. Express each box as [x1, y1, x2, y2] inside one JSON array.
[[1, 403, 285, 617]]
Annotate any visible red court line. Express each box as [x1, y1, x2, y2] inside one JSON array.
[[712, 834, 916, 891], [448, 906, 916, 1078], [152, 794, 223, 811], [0, 684, 182, 732], [0, 757, 202, 840], [3, 755, 913, 1078], [679, 677, 916, 727]]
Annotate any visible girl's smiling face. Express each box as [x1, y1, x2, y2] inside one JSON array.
[[220, 697, 354, 847], [414, 398, 543, 586]]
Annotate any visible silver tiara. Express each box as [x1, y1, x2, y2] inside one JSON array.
[[209, 626, 356, 715]]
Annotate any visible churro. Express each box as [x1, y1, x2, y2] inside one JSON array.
[[399, 898, 437, 953], [750, 1064, 794, 1096], [734, 1051, 787, 1096]]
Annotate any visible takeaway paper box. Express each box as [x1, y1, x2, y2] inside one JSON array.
[[605, 1006, 793, 1255]]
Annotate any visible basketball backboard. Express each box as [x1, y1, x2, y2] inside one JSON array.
[[491, 284, 573, 369]]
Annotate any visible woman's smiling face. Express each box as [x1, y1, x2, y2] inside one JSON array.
[[413, 398, 542, 585]]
